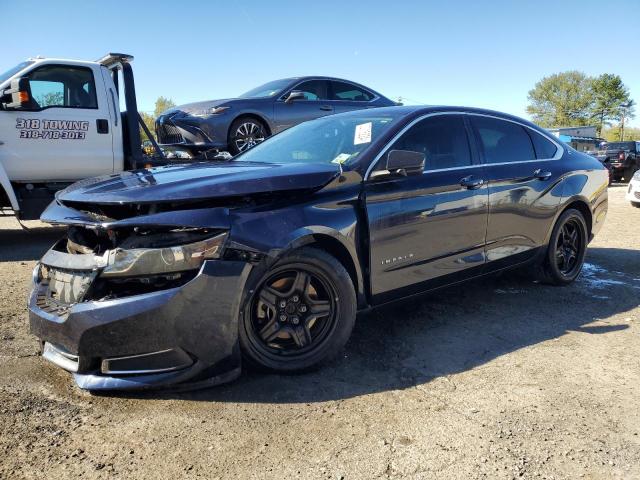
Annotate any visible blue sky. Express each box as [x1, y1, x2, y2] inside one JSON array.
[[3, 0, 639, 127]]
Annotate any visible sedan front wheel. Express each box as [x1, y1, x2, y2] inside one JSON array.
[[228, 117, 268, 155], [239, 248, 356, 372]]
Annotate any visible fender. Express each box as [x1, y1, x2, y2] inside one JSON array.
[[542, 171, 607, 245], [229, 110, 274, 136], [238, 225, 367, 309], [0, 162, 20, 211]]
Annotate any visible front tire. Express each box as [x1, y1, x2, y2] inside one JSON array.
[[239, 248, 357, 373], [535, 209, 588, 285], [228, 117, 268, 155]]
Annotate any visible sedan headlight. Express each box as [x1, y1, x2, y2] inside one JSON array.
[[188, 106, 230, 118], [101, 232, 227, 278]]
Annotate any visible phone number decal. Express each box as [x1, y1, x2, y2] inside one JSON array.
[[16, 118, 89, 140]]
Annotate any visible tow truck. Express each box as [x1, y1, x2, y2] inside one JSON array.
[[0, 53, 166, 220]]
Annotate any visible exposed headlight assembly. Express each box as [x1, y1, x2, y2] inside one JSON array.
[[101, 232, 227, 278]]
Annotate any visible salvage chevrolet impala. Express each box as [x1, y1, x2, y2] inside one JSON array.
[[29, 106, 609, 391]]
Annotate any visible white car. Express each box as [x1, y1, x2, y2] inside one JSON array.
[[627, 170, 640, 208]]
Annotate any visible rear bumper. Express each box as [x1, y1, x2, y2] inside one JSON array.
[[29, 260, 251, 391]]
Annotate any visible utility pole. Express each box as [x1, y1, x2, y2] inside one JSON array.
[[620, 102, 631, 141]]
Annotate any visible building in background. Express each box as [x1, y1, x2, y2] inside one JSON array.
[[547, 126, 603, 153]]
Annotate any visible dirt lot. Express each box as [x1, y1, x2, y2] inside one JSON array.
[[0, 185, 638, 480]]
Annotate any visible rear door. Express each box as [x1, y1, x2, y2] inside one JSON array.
[[273, 80, 333, 133], [0, 63, 114, 182], [328, 80, 377, 114], [468, 114, 562, 269], [365, 113, 489, 303]]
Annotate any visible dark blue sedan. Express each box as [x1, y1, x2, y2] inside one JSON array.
[[155, 76, 397, 155]]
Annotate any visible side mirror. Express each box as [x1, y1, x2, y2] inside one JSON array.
[[284, 90, 306, 104], [370, 149, 425, 179], [3, 77, 33, 110]]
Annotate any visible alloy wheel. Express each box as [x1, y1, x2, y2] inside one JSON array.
[[555, 218, 583, 276], [233, 122, 266, 153], [249, 269, 336, 356]]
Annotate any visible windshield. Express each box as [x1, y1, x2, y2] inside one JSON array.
[[0, 61, 34, 85], [604, 142, 634, 150], [238, 79, 293, 98], [235, 111, 402, 166]]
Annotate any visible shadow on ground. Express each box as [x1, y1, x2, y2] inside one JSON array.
[[0, 223, 64, 262], [101, 246, 638, 404]]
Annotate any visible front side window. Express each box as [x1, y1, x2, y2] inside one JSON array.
[[330, 81, 373, 101], [25, 65, 97, 110], [389, 115, 472, 170], [291, 80, 328, 101], [471, 116, 535, 164]]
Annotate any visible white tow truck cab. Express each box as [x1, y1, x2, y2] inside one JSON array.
[[0, 53, 163, 220]]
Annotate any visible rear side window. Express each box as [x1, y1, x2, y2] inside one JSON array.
[[529, 131, 558, 159], [26, 65, 97, 110], [471, 116, 535, 164], [391, 114, 472, 170], [330, 81, 373, 101]]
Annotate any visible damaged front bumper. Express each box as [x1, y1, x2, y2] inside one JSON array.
[[29, 243, 251, 391]]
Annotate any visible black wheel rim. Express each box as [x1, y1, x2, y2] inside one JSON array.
[[233, 122, 265, 152], [555, 218, 583, 276], [247, 268, 337, 357]]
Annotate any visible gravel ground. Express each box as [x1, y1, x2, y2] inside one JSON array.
[[0, 185, 638, 480]]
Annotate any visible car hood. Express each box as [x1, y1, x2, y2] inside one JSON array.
[[55, 161, 342, 205], [161, 97, 268, 116]]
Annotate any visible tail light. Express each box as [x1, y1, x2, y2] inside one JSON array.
[[619, 152, 625, 160]]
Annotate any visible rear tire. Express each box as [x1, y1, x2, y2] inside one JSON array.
[[534, 209, 588, 286], [239, 248, 356, 373]]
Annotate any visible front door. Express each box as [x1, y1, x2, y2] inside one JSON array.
[[0, 63, 114, 182], [273, 80, 334, 133], [365, 113, 489, 303]]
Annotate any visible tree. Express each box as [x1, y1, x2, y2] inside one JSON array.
[[526, 71, 594, 128], [590, 74, 632, 135], [139, 112, 156, 142], [154, 96, 176, 118]]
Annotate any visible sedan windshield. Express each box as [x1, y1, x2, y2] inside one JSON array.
[[235, 111, 403, 167], [0, 61, 34, 84], [238, 79, 293, 98]]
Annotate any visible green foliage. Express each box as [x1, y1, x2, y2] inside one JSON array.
[[602, 126, 640, 142], [36, 92, 64, 107], [139, 111, 156, 142], [154, 96, 176, 118], [591, 74, 634, 135], [526, 71, 594, 128], [138, 97, 177, 142], [526, 72, 634, 133]]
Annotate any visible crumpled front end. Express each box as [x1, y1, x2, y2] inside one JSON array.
[[29, 214, 251, 391]]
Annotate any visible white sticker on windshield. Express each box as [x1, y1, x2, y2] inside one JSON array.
[[332, 153, 351, 164], [354, 122, 372, 145]]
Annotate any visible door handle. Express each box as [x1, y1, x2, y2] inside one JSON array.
[[460, 175, 484, 190], [533, 169, 552, 180], [96, 119, 109, 134], [0, 141, 4, 146], [319, 105, 332, 111]]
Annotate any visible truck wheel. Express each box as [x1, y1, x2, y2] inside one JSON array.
[[239, 248, 356, 373], [228, 117, 268, 155], [534, 209, 588, 286]]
